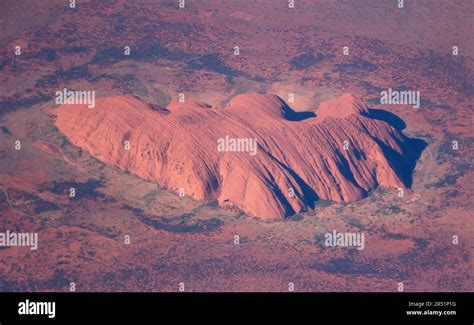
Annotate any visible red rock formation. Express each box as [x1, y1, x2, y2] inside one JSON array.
[[55, 93, 417, 220]]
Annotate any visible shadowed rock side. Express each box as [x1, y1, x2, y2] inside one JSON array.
[[55, 93, 423, 220]]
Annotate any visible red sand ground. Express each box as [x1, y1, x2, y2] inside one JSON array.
[[0, 0, 472, 292]]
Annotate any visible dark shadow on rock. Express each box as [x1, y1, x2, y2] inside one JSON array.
[[276, 97, 316, 121], [264, 149, 319, 214], [363, 107, 426, 188], [373, 134, 427, 188], [366, 108, 406, 130], [285, 110, 317, 121]]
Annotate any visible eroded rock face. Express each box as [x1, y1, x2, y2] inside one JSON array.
[[55, 93, 421, 220]]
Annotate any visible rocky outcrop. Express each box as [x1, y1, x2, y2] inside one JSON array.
[[55, 93, 421, 220]]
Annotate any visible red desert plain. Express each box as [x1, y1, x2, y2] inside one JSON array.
[[0, 0, 472, 291]]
